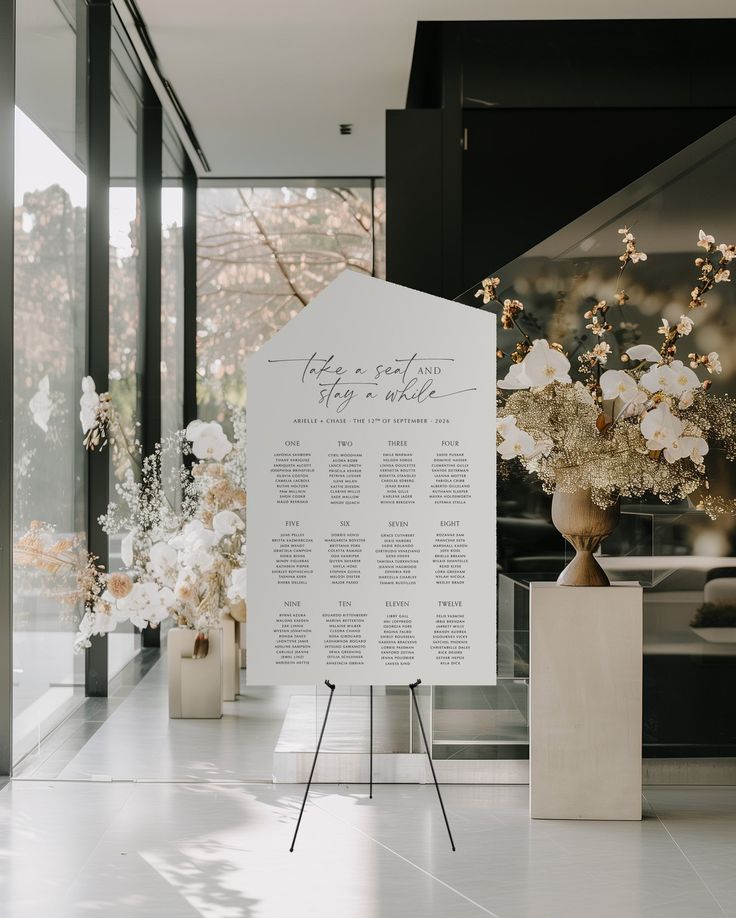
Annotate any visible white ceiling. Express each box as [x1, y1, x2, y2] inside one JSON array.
[[135, 0, 736, 178]]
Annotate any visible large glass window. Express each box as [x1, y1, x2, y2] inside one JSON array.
[[106, 18, 145, 675], [196, 182, 384, 420], [12, 0, 86, 763], [196, 181, 406, 760], [161, 118, 185, 505]]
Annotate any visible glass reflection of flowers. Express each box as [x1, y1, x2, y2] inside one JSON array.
[[481, 229, 736, 516]]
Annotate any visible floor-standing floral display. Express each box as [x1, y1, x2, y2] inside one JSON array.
[[17, 395, 247, 655], [483, 229, 736, 584]]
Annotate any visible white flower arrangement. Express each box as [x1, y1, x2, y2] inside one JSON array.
[[13, 389, 249, 657], [482, 228, 736, 515]]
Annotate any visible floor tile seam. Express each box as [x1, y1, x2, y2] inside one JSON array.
[[309, 797, 504, 918], [642, 792, 729, 916]]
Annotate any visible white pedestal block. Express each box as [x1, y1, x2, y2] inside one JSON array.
[[220, 614, 240, 701], [530, 582, 642, 820], [168, 628, 223, 719]]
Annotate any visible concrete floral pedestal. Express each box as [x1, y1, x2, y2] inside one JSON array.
[[167, 627, 223, 719], [529, 582, 643, 820]]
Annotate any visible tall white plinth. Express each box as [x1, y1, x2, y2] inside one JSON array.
[[530, 582, 642, 820], [168, 628, 223, 719]]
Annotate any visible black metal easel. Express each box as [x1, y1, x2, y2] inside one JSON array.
[[289, 678, 455, 852], [369, 684, 373, 799], [409, 679, 456, 851]]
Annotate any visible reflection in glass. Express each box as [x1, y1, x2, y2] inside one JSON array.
[[12, 0, 86, 763], [107, 84, 142, 674], [161, 186, 184, 505], [435, 116, 736, 761]]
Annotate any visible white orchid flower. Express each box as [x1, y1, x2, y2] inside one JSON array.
[[79, 376, 100, 434], [73, 614, 95, 652], [697, 229, 715, 250], [625, 344, 661, 364], [147, 586, 175, 624], [496, 415, 519, 437], [170, 520, 218, 573], [642, 360, 700, 399], [683, 436, 708, 463], [665, 360, 700, 396], [228, 567, 248, 603], [213, 510, 244, 540], [498, 339, 571, 390], [497, 425, 537, 459], [663, 435, 709, 464], [82, 607, 117, 637], [497, 361, 532, 390], [149, 541, 178, 579], [116, 581, 173, 628], [169, 519, 214, 551], [185, 419, 232, 461], [184, 419, 205, 440], [640, 363, 675, 394], [30, 375, 53, 433], [523, 340, 571, 386], [599, 370, 640, 404], [640, 403, 683, 450]]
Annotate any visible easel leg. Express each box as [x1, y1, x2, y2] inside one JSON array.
[[369, 685, 373, 799], [290, 680, 336, 852], [409, 679, 456, 852]]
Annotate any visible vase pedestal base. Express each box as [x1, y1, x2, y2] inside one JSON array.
[[557, 550, 610, 587], [530, 582, 642, 820]]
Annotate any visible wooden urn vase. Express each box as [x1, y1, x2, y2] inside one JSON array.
[[551, 489, 620, 587]]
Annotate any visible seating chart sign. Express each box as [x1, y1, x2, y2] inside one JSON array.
[[246, 271, 496, 685]]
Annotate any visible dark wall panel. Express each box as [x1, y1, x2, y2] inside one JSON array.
[[462, 106, 736, 285], [386, 109, 444, 296]]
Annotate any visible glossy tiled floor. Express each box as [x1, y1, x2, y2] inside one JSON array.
[[4, 652, 736, 917], [2, 781, 736, 917], [13, 652, 301, 782]]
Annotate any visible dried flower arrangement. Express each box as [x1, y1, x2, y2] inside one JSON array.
[[15, 379, 247, 657], [480, 229, 736, 516]]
